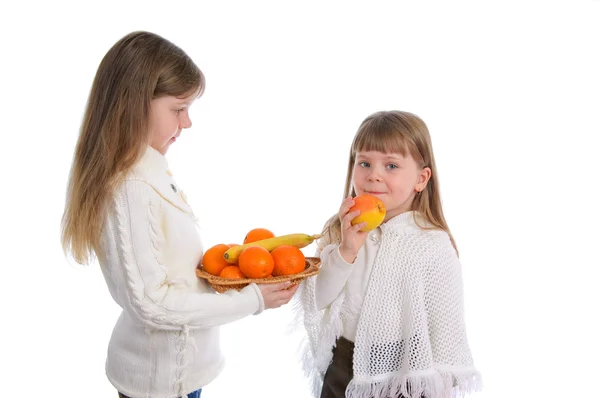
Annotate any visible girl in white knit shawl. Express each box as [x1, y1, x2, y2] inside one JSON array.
[[296, 111, 481, 398]]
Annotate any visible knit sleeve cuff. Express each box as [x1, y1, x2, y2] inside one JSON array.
[[245, 283, 265, 315], [333, 245, 355, 266]]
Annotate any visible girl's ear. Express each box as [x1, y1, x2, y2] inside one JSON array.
[[416, 167, 432, 193]]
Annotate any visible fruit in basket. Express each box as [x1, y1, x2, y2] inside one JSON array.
[[243, 228, 275, 244], [350, 194, 386, 232], [238, 246, 275, 278], [202, 244, 231, 276], [219, 266, 246, 279], [223, 233, 321, 264], [271, 245, 306, 276]]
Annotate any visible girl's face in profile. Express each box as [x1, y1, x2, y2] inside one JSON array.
[[149, 93, 197, 155]]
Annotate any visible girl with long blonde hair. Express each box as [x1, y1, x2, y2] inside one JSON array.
[[62, 31, 297, 398]]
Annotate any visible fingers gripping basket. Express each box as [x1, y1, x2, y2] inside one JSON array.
[[196, 257, 321, 293]]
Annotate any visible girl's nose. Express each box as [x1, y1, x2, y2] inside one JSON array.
[[180, 113, 192, 129], [367, 169, 383, 182]]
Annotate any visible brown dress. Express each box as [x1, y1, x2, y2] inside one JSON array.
[[320, 337, 355, 398]]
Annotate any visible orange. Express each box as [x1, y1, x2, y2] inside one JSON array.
[[350, 194, 386, 232], [271, 245, 306, 276], [202, 244, 231, 276], [219, 265, 246, 279], [243, 228, 275, 244], [238, 246, 274, 279]]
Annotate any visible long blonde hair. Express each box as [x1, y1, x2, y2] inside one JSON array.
[[61, 31, 205, 265], [320, 110, 458, 255]]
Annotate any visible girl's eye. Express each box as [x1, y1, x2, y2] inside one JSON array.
[[387, 163, 398, 169], [358, 161, 370, 168], [175, 108, 184, 115]]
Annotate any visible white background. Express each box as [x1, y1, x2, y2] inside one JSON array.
[[1, 1, 599, 397]]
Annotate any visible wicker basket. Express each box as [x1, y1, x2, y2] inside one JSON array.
[[196, 257, 321, 293]]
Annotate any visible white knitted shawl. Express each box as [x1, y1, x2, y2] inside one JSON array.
[[296, 213, 481, 398]]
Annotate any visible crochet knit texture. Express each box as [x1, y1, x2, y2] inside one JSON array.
[[296, 212, 481, 398]]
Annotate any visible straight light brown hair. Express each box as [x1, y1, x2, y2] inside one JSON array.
[[320, 110, 458, 255], [61, 31, 205, 265]]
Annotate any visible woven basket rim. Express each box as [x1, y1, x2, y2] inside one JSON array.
[[196, 256, 321, 286]]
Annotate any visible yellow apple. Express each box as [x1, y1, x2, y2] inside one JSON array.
[[350, 194, 386, 232]]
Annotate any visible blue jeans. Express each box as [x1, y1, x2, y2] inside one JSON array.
[[118, 389, 201, 398], [188, 389, 202, 398]]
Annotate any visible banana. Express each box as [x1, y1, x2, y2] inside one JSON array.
[[223, 233, 322, 264]]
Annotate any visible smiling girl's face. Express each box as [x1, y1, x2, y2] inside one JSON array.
[[352, 150, 431, 221]]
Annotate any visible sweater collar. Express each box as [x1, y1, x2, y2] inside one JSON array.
[[127, 146, 194, 215], [135, 146, 169, 176], [380, 211, 434, 232], [382, 211, 416, 227]]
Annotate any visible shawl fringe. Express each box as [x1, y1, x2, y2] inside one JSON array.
[[346, 367, 481, 398]]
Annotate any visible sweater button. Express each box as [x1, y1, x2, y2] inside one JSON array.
[[171, 184, 177, 193]]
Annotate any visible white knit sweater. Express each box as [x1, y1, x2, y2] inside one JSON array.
[[98, 146, 265, 398], [298, 212, 481, 398]]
